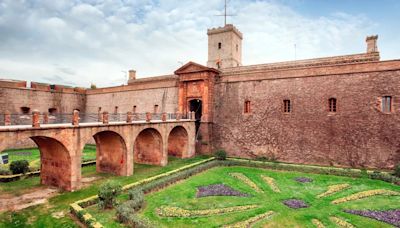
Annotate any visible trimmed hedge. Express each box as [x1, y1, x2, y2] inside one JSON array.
[[224, 158, 400, 185]]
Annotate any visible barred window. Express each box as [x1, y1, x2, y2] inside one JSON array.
[[382, 96, 392, 113], [244, 100, 251, 113], [329, 98, 337, 112], [284, 100, 291, 113]]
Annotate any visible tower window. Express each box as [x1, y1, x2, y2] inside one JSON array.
[[244, 100, 251, 113], [284, 100, 291, 113], [382, 96, 392, 113], [329, 98, 337, 112], [154, 105, 159, 113], [218, 42, 222, 49]]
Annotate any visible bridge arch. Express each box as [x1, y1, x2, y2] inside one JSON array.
[[92, 130, 127, 175], [167, 126, 188, 158], [134, 128, 163, 165], [30, 136, 73, 191]]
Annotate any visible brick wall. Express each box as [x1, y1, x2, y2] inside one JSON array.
[[212, 63, 400, 169]]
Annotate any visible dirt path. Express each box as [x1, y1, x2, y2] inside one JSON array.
[[0, 176, 101, 212]]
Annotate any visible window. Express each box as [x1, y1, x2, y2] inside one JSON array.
[[133, 105, 137, 113], [244, 100, 251, 113], [284, 100, 291, 113], [48, 108, 57, 115], [218, 42, 222, 49], [236, 44, 239, 51], [154, 105, 159, 113], [114, 106, 118, 114], [329, 98, 337, 112], [382, 96, 392, 113], [20, 107, 30, 114], [98, 107, 102, 112]]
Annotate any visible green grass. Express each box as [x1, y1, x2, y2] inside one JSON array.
[[0, 145, 96, 170], [0, 155, 210, 228], [127, 166, 400, 227]]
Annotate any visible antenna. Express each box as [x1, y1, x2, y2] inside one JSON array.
[[215, 0, 236, 26]]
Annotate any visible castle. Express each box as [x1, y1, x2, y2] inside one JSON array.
[[1, 24, 399, 169]]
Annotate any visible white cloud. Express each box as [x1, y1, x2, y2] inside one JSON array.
[[0, 0, 395, 88]]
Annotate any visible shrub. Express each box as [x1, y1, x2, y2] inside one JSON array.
[[116, 201, 153, 228], [127, 188, 145, 211], [98, 181, 122, 209], [214, 150, 227, 160], [0, 167, 11, 175], [9, 160, 29, 174], [394, 163, 400, 178]]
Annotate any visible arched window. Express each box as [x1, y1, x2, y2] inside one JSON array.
[[329, 98, 337, 112], [244, 100, 251, 113]]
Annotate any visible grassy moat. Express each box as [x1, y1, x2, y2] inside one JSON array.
[[86, 166, 400, 227]]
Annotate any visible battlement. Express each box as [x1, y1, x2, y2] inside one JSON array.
[[0, 79, 86, 94], [207, 24, 243, 39]]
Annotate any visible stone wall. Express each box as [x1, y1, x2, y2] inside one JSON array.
[[86, 76, 179, 114], [212, 60, 400, 169]]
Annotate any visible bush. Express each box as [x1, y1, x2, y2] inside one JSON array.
[[0, 167, 11, 175], [214, 150, 227, 160], [9, 160, 29, 174], [116, 201, 153, 228], [98, 181, 122, 209], [128, 188, 145, 211], [394, 163, 400, 178]]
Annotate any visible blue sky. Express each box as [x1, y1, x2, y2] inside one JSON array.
[[0, 0, 399, 87]]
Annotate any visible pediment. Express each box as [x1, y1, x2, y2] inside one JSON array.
[[174, 61, 219, 75]]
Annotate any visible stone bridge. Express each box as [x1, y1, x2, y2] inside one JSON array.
[[0, 119, 196, 191]]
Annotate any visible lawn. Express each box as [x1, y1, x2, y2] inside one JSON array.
[[87, 165, 400, 227], [0, 145, 96, 171], [0, 155, 210, 227]]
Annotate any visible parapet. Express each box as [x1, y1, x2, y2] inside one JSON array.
[[207, 24, 243, 39], [0, 79, 27, 88]]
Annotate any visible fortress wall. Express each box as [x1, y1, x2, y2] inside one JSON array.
[[0, 87, 86, 114], [212, 63, 400, 169], [86, 86, 179, 114]]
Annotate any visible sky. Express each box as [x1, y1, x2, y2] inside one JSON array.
[[0, 0, 399, 88]]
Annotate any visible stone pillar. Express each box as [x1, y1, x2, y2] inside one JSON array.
[[102, 111, 109, 124], [191, 111, 195, 120], [32, 110, 40, 127], [176, 112, 181, 121], [4, 111, 11, 126], [126, 111, 133, 123], [161, 112, 167, 121], [98, 111, 103, 122], [145, 112, 152, 122], [72, 110, 79, 126], [43, 112, 49, 124]]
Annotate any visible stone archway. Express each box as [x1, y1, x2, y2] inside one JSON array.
[[134, 128, 163, 165], [30, 136, 72, 191], [168, 126, 188, 157], [93, 131, 127, 176]]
